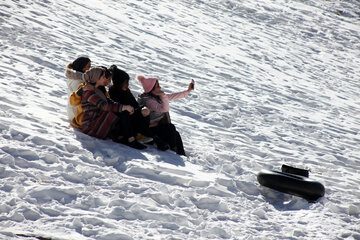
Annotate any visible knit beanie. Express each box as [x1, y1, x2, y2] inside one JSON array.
[[83, 67, 103, 84], [109, 65, 129, 88], [72, 57, 91, 73], [137, 75, 157, 93]]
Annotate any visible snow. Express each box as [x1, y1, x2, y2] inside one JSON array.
[[1, 0, 360, 239]]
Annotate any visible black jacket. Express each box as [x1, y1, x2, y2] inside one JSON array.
[[109, 87, 139, 109]]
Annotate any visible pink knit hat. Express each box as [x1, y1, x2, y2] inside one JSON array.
[[137, 75, 157, 93]]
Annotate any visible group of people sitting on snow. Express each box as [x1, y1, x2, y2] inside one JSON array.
[[65, 57, 194, 156]]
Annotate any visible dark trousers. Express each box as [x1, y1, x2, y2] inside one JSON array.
[[111, 110, 151, 141], [110, 111, 135, 140], [131, 109, 151, 137], [150, 123, 185, 155]]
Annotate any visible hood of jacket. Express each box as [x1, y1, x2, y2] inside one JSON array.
[[65, 64, 83, 81]]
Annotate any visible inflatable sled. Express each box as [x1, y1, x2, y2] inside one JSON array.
[[257, 165, 325, 202]]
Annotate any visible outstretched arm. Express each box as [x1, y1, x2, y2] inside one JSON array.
[[167, 80, 194, 101]]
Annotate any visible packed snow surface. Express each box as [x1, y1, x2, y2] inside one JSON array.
[[1, 0, 360, 239]]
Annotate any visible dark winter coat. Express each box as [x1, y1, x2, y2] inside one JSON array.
[[108, 87, 139, 109]]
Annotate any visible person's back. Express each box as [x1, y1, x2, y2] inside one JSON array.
[[69, 83, 85, 128], [65, 57, 91, 122]]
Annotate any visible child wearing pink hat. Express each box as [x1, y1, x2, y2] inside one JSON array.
[[137, 75, 194, 155]]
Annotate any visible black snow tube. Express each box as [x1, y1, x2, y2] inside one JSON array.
[[257, 170, 325, 202]]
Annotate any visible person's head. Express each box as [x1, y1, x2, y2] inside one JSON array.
[[151, 80, 161, 93], [137, 75, 158, 93], [72, 57, 91, 73], [97, 66, 112, 87], [83, 66, 112, 87], [109, 65, 130, 91]]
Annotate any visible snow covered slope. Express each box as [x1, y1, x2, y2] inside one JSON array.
[[0, 0, 360, 239]]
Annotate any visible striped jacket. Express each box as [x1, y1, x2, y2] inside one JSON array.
[[81, 88, 123, 139]]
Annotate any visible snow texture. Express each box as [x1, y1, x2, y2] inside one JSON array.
[[0, 0, 360, 239]]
